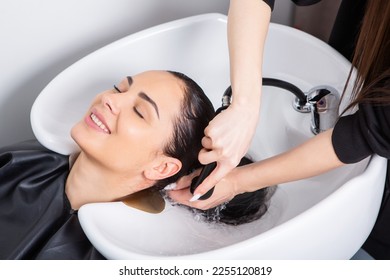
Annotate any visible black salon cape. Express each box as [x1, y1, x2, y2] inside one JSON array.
[[0, 140, 104, 259]]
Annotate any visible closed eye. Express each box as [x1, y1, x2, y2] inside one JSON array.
[[133, 107, 144, 119], [113, 85, 121, 93]]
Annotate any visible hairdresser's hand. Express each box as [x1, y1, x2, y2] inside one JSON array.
[[193, 100, 260, 200], [166, 168, 240, 210]]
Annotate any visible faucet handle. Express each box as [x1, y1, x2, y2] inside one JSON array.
[[307, 86, 340, 134], [308, 88, 331, 103]]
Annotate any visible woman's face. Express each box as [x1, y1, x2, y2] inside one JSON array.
[[71, 70, 184, 178]]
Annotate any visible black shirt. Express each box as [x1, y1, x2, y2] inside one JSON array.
[[332, 104, 390, 163], [262, 0, 322, 10], [331, 81, 390, 259]]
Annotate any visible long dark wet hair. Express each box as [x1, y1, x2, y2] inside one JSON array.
[[194, 156, 274, 226], [155, 71, 274, 225], [154, 71, 215, 189]]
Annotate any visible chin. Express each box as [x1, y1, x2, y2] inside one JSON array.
[[70, 121, 110, 165], [70, 121, 90, 151]]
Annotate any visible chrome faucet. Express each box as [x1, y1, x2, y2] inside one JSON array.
[[306, 86, 340, 135], [262, 78, 340, 135]]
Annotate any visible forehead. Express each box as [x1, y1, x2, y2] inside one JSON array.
[[128, 71, 185, 120], [130, 71, 183, 90], [131, 71, 184, 98]]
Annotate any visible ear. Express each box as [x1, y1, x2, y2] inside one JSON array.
[[144, 156, 182, 181]]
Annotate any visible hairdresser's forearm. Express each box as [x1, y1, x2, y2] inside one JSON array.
[[233, 129, 345, 193], [227, 0, 271, 105]]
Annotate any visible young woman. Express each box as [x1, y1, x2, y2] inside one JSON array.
[[0, 69, 275, 259], [170, 0, 390, 259], [0, 70, 215, 259]]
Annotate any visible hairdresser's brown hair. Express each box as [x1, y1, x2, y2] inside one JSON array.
[[341, 0, 390, 114]]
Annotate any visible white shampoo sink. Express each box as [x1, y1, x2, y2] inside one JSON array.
[[31, 14, 387, 259]]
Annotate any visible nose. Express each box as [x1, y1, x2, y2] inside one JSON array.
[[102, 92, 120, 115]]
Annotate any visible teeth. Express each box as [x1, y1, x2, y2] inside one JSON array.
[[90, 113, 109, 133]]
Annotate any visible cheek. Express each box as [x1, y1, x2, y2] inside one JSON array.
[[70, 96, 101, 146], [101, 128, 159, 170]]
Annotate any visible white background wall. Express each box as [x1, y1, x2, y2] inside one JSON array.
[[0, 0, 294, 148]]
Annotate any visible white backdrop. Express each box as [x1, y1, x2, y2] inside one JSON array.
[[0, 0, 294, 147]]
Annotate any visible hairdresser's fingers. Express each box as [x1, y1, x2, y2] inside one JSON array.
[[191, 163, 232, 197], [173, 169, 202, 190], [168, 187, 219, 210], [167, 188, 193, 205], [201, 136, 213, 150], [201, 102, 260, 168], [198, 149, 217, 165], [198, 148, 221, 165], [169, 177, 236, 210]]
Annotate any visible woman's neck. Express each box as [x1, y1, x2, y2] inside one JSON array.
[[65, 152, 149, 210]]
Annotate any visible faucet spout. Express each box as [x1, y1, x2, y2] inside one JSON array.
[[225, 78, 340, 135], [263, 78, 307, 107]]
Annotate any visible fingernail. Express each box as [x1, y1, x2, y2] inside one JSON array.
[[164, 183, 176, 190], [189, 194, 201, 202]]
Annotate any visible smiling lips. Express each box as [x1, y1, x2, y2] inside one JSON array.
[[90, 112, 111, 134]]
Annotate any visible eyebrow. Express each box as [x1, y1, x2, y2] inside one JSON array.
[[127, 76, 160, 119], [138, 92, 160, 119], [127, 76, 133, 87]]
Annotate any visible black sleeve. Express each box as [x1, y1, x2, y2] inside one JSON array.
[[261, 0, 322, 11], [332, 103, 390, 164], [291, 0, 321, 5], [262, 0, 274, 10]]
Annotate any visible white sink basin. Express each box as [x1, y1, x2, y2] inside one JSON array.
[[31, 13, 387, 259]]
